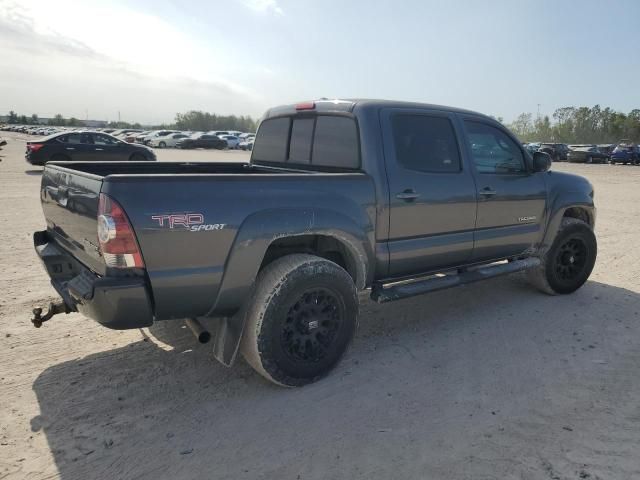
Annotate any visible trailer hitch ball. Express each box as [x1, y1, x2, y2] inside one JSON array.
[[31, 302, 71, 328]]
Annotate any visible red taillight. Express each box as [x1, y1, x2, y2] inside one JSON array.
[[97, 193, 144, 268], [295, 101, 315, 111], [28, 143, 44, 152]]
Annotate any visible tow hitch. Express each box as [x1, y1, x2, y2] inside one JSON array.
[[31, 301, 72, 328]]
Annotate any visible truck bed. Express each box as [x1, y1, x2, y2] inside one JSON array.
[[52, 161, 308, 177], [40, 160, 375, 321]]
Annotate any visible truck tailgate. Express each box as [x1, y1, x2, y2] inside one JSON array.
[[41, 165, 106, 275]]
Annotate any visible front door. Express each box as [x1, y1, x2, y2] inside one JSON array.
[[461, 117, 547, 261], [90, 133, 121, 161], [382, 108, 478, 277]]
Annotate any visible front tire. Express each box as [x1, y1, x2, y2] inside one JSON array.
[[130, 153, 147, 161], [159, 141, 166, 148], [240, 254, 358, 387], [528, 218, 597, 295]]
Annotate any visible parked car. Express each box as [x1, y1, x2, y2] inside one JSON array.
[[140, 130, 179, 145], [124, 131, 147, 143], [175, 133, 227, 149], [567, 145, 608, 164], [523, 143, 540, 155], [238, 139, 254, 151], [538, 143, 569, 161], [149, 132, 190, 148], [609, 140, 640, 165], [31, 98, 597, 387], [596, 144, 615, 161], [220, 135, 240, 149], [25, 131, 156, 165]]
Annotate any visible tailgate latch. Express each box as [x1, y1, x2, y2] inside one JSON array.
[[31, 301, 72, 328]]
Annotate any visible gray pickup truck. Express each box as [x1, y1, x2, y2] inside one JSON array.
[[33, 99, 597, 386]]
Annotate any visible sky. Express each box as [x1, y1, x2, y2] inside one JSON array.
[[0, 0, 638, 125]]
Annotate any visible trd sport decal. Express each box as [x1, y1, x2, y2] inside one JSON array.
[[150, 213, 226, 232]]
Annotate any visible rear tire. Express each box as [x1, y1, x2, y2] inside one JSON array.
[[240, 254, 358, 387], [50, 154, 70, 163], [528, 218, 597, 295]]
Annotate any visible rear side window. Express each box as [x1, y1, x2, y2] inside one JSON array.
[[312, 116, 359, 168], [391, 115, 461, 173], [252, 117, 291, 162]]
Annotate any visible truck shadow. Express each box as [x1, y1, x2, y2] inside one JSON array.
[[31, 278, 640, 479]]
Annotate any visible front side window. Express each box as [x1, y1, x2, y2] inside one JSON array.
[[93, 134, 118, 145], [465, 121, 526, 174], [391, 114, 461, 173]]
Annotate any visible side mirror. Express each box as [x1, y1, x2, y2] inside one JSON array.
[[532, 151, 551, 172]]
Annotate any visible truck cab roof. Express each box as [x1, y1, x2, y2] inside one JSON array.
[[263, 98, 493, 121]]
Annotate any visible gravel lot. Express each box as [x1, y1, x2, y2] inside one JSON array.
[[1, 132, 639, 480]]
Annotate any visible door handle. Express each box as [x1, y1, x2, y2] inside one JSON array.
[[396, 189, 421, 201], [94, 148, 104, 151], [479, 187, 497, 196], [65, 147, 75, 151]]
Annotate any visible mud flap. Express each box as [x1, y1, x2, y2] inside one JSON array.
[[211, 311, 246, 367]]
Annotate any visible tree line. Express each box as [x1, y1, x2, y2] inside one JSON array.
[[171, 111, 257, 132], [4, 109, 259, 132], [507, 105, 640, 144]]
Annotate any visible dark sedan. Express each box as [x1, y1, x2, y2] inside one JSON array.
[[567, 145, 608, 164], [175, 133, 227, 149], [25, 131, 156, 166]]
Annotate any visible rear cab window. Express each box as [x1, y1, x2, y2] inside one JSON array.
[[252, 115, 360, 170]]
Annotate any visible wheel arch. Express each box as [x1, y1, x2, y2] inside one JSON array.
[[541, 203, 595, 253], [208, 208, 373, 367]]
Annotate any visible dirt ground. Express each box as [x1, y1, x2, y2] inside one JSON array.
[[1, 132, 639, 480]]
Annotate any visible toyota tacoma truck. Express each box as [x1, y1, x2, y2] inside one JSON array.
[[32, 99, 597, 386]]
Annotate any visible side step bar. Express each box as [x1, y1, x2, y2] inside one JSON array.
[[371, 257, 540, 304]]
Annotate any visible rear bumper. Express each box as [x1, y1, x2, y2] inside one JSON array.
[[34, 230, 154, 330], [25, 154, 44, 166]]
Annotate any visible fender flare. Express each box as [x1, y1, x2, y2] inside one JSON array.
[[540, 201, 595, 253], [209, 207, 374, 366]]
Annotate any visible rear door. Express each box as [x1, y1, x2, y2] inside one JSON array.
[[381, 108, 478, 277], [55, 132, 94, 160], [460, 117, 547, 261]]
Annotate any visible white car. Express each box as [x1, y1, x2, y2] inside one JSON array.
[[220, 135, 240, 149], [141, 130, 179, 145], [149, 132, 190, 148]]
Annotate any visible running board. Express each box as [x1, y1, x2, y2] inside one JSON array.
[[370, 257, 540, 303]]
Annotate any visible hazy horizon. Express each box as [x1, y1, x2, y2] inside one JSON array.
[[1, 0, 638, 125]]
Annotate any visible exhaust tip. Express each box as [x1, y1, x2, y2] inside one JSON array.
[[185, 318, 211, 344], [198, 331, 211, 344]]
